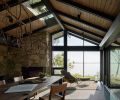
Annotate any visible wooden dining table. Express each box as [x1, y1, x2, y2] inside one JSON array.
[[0, 76, 63, 100]]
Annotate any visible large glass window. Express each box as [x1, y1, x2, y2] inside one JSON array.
[[52, 31, 99, 76], [110, 48, 120, 86]]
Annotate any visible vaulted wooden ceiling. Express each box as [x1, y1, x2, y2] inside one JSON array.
[[0, 0, 120, 48]]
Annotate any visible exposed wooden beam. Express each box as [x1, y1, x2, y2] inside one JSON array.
[[99, 12, 120, 48], [0, 0, 28, 12], [0, 11, 51, 33], [62, 20, 103, 39], [57, 0, 114, 22], [55, 9, 107, 32], [67, 28, 100, 45], [42, 0, 65, 30]]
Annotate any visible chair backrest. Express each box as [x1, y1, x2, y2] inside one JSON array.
[[61, 70, 77, 83], [49, 82, 67, 100]]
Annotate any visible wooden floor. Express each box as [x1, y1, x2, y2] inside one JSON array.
[[33, 81, 107, 100]]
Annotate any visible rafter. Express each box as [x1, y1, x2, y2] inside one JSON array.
[[0, 11, 51, 33], [23, 19, 58, 37], [55, 9, 107, 32], [62, 20, 103, 39], [42, 0, 65, 30], [0, 0, 28, 12], [57, 0, 114, 22]]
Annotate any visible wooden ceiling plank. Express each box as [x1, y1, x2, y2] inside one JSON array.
[[62, 20, 103, 39], [55, 9, 107, 32], [99, 12, 120, 48], [23, 20, 58, 37], [0, 11, 51, 33], [57, 0, 114, 22], [0, 0, 28, 12]]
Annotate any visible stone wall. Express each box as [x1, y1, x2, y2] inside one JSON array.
[[0, 32, 51, 77]]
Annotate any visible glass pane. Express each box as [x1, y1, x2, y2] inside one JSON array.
[[52, 32, 64, 46], [110, 48, 120, 86], [67, 34, 97, 46], [67, 34, 83, 46], [52, 51, 64, 68], [84, 52, 100, 80], [84, 41, 96, 46], [67, 51, 83, 77]]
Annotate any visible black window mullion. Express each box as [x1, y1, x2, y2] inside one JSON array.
[[64, 30, 67, 71]]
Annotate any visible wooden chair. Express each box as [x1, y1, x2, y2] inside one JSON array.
[[39, 83, 67, 100]]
